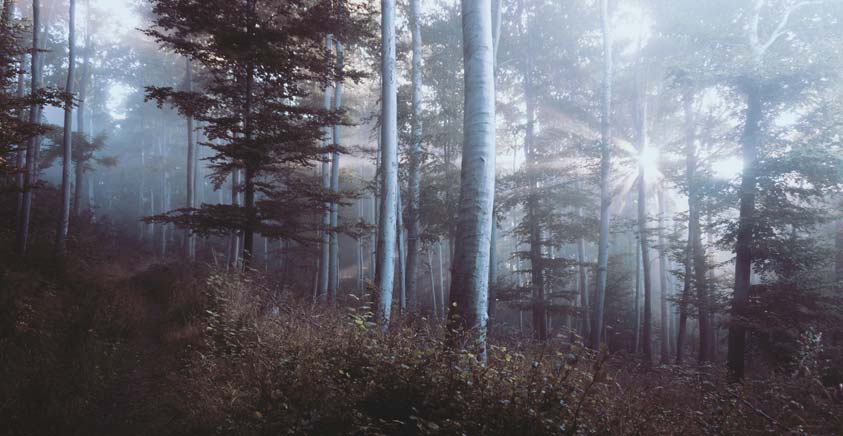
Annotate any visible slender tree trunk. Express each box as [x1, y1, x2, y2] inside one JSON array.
[[429, 247, 438, 320], [658, 187, 670, 364], [728, 83, 761, 381], [227, 170, 241, 270], [634, 234, 641, 353], [521, 14, 546, 341], [14, 53, 25, 215], [405, 0, 423, 311], [376, 0, 398, 326], [447, 0, 495, 361], [318, 35, 333, 302], [488, 217, 497, 324], [438, 237, 445, 320], [185, 57, 196, 260], [328, 40, 343, 304], [74, 0, 90, 217], [16, 0, 42, 255], [396, 186, 407, 312], [55, 0, 77, 257], [576, 179, 590, 339], [590, 0, 613, 348], [357, 191, 364, 292], [240, 0, 256, 270], [638, 169, 653, 361]]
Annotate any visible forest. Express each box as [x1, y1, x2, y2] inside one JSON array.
[[1, 0, 843, 434]]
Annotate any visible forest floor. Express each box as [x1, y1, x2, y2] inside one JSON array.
[[1, 229, 842, 435]]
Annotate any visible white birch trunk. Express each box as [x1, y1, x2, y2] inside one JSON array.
[[590, 0, 613, 348], [56, 0, 76, 257], [376, 0, 398, 325], [447, 0, 495, 359]]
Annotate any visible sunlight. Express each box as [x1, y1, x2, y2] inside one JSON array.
[[89, 0, 141, 37], [613, 2, 653, 55], [712, 156, 743, 180], [638, 144, 660, 181], [107, 82, 132, 120]]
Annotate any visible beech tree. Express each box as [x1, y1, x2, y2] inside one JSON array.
[[447, 0, 496, 358], [376, 0, 398, 325]]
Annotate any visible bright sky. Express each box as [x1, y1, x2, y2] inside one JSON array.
[[86, 0, 142, 120]]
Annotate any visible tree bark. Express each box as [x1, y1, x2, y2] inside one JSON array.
[[447, 0, 495, 360], [405, 0, 422, 311], [328, 40, 343, 304], [728, 83, 761, 380], [590, 0, 613, 348], [16, 0, 42, 255], [56, 0, 77, 257], [318, 34, 332, 302], [523, 21, 546, 341], [376, 0, 398, 326], [240, 0, 256, 270], [185, 57, 196, 260], [73, 0, 90, 217], [658, 187, 670, 364]]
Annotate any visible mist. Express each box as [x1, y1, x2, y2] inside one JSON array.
[[2, 0, 843, 434]]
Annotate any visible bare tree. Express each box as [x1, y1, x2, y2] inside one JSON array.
[[55, 0, 77, 257], [376, 0, 398, 326], [590, 0, 613, 347], [447, 0, 496, 360]]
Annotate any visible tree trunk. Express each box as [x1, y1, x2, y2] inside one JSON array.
[[240, 0, 256, 270], [405, 0, 422, 311], [438, 237, 445, 320], [447, 0, 495, 360], [227, 170, 241, 270], [317, 35, 333, 301], [658, 187, 670, 364], [634, 234, 641, 353], [328, 40, 343, 304], [590, 0, 613, 348], [429, 247, 438, 320], [74, 0, 91, 217], [728, 83, 761, 381], [521, 14, 546, 341], [396, 185, 407, 312], [55, 0, 76, 257], [14, 53, 25, 216], [576, 179, 590, 339], [185, 57, 196, 260], [16, 0, 42, 255], [376, 0, 398, 326], [638, 169, 653, 361]]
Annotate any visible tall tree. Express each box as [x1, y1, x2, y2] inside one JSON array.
[[318, 34, 332, 302], [657, 186, 670, 363], [185, 57, 196, 260], [328, 39, 343, 304], [522, 13, 546, 341], [405, 0, 422, 310], [376, 0, 398, 325], [74, 0, 91, 216], [15, 0, 42, 255], [447, 0, 495, 359], [590, 0, 612, 347], [55, 0, 76, 257]]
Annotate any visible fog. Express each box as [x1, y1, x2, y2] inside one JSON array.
[[2, 0, 843, 434]]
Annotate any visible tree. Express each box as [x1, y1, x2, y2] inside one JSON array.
[[447, 0, 495, 359], [184, 56, 196, 260], [405, 0, 423, 311], [15, 0, 42, 255], [144, 0, 369, 272], [376, 0, 398, 325], [55, 0, 76, 257], [328, 39, 343, 304], [590, 0, 613, 347]]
